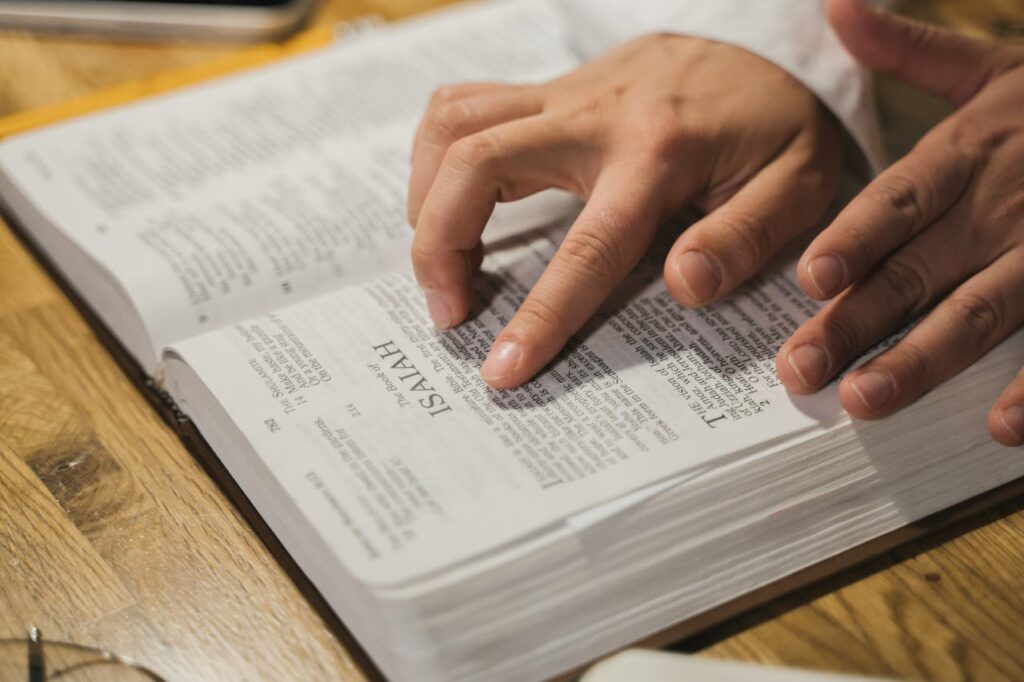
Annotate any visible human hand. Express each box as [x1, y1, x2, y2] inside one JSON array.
[[408, 35, 841, 388], [777, 0, 1024, 446]]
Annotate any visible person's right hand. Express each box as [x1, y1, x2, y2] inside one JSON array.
[[777, 0, 1024, 446], [408, 34, 842, 389]]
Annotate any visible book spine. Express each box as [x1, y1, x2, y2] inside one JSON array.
[[145, 376, 192, 431]]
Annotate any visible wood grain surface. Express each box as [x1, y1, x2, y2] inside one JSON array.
[[1, 2, 1022, 681]]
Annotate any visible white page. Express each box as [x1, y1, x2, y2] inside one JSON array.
[[0, 0, 579, 364], [166, 218, 845, 586]]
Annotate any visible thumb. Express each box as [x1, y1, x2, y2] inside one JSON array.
[[825, 0, 1004, 105]]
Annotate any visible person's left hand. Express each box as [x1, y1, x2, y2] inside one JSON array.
[[776, 0, 1024, 446]]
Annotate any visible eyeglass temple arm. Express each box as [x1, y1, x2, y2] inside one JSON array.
[[27, 626, 45, 682]]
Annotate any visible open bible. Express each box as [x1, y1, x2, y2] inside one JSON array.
[[2, 1, 1022, 680]]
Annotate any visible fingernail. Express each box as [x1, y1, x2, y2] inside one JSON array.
[[806, 254, 846, 298], [425, 291, 452, 329], [677, 250, 722, 305], [1000, 405, 1024, 443], [481, 341, 522, 384], [849, 370, 896, 412], [786, 344, 831, 388]]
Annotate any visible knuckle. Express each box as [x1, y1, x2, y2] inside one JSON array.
[[565, 94, 614, 128], [868, 175, 927, 235], [410, 241, 436, 269], [715, 210, 774, 271], [942, 118, 973, 149], [591, 204, 631, 231], [796, 162, 835, 198], [634, 116, 687, 161], [516, 296, 570, 338], [946, 115, 1007, 158], [946, 293, 1002, 340], [429, 85, 463, 106], [426, 99, 474, 143], [558, 229, 623, 281], [877, 256, 930, 311], [839, 221, 880, 270], [822, 313, 865, 360], [447, 133, 500, 173], [889, 339, 932, 388]]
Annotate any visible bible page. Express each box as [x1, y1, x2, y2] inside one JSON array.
[[0, 0, 579, 369], [165, 218, 847, 586]]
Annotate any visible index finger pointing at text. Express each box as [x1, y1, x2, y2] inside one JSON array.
[[479, 163, 666, 389]]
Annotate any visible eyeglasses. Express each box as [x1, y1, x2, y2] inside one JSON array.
[[0, 627, 165, 681]]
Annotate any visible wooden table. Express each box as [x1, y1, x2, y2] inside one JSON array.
[[1, 2, 1023, 680]]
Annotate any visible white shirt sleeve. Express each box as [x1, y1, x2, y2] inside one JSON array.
[[555, 0, 885, 174]]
